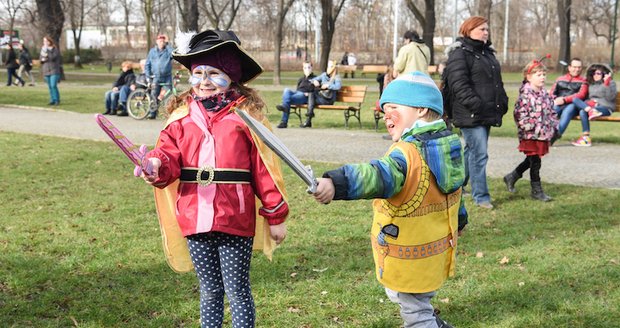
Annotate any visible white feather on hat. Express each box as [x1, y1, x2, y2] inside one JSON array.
[[175, 30, 196, 55]]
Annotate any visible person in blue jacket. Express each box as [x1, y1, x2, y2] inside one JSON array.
[[145, 34, 173, 119]]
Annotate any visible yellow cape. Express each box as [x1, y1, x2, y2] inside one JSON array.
[[153, 104, 288, 273]]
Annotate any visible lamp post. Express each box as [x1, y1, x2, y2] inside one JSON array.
[[612, 0, 619, 68]]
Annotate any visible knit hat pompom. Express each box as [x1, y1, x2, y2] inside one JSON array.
[[379, 71, 443, 116]]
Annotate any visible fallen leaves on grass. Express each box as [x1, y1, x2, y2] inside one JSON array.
[[499, 256, 510, 265]]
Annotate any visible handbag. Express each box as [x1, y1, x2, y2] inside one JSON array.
[[319, 89, 333, 99]]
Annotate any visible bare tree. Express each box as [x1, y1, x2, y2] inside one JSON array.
[[35, 0, 65, 45], [175, 0, 199, 31], [557, 0, 571, 67], [318, 0, 346, 71], [143, 0, 153, 49], [118, 0, 134, 47], [477, 0, 493, 18], [93, 0, 111, 47], [527, 0, 554, 44], [200, 0, 243, 30], [404, 0, 437, 64], [273, 0, 296, 84], [0, 0, 27, 35], [66, 0, 98, 68], [581, 0, 616, 45]]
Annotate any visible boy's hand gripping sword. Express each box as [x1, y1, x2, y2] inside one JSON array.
[[94, 114, 153, 176], [235, 109, 318, 194]]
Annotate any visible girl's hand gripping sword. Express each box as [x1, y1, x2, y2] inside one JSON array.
[[94, 114, 153, 177]]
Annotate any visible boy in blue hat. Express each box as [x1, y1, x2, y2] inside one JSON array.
[[313, 71, 468, 328]]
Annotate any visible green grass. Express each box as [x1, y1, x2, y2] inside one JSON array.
[[1, 132, 619, 327]]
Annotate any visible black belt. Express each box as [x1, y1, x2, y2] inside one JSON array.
[[180, 167, 252, 186]]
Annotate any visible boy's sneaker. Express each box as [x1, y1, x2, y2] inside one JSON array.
[[588, 109, 603, 120], [571, 135, 591, 147]]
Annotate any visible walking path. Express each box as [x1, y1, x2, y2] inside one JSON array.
[[2, 105, 619, 189]]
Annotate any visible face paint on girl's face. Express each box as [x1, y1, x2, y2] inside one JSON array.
[[190, 65, 231, 87], [190, 65, 232, 98]]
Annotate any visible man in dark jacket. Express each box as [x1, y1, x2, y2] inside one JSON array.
[[275, 62, 316, 128], [103, 61, 135, 116], [443, 16, 508, 209]]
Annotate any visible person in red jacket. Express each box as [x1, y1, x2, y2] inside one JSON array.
[[549, 58, 588, 144], [140, 30, 288, 328]]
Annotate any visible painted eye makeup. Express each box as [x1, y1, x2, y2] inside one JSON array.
[[190, 65, 231, 88]]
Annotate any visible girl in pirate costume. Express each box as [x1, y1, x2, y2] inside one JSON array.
[[140, 30, 288, 328]]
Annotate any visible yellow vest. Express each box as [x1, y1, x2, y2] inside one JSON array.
[[371, 141, 461, 293]]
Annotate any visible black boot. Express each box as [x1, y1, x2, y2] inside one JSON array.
[[277, 121, 287, 128], [503, 170, 521, 193], [300, 118, 312, 128], [531, 181, 552, 202]]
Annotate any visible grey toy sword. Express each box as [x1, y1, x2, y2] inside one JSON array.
[[235, 108, 318, 193]]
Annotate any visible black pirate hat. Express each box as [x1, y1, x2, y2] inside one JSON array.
[[172, 30, 263, 84]]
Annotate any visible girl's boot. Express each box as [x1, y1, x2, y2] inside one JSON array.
[[503, 170, 521, 193], [530, 181, 552, 202]]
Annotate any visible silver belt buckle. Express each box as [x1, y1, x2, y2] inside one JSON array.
[[196, 165, 215, 186]]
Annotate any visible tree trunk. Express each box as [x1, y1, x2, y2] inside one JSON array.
[[557, 0, 571, 72], [177, 0, 199, 31], [273, 0, 295, 85], [144, 0, 153, 50], [35, 0, 65, 46], [405, 0, 436, 65], [318, 0, 346, 71]]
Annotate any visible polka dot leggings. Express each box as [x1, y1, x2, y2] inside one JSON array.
[[187, 232, 255, 328]]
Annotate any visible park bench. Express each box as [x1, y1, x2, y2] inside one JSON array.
[[289, 85, 367, 128], [361, 64, 388, 77], [571, 93, 620, 122], [338, 64, 357, 77]]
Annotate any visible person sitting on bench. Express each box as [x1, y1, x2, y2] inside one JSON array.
[[301, 60, 342, 128], [276, 62, 316, 128]]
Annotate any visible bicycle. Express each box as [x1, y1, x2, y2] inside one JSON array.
[[127, 71, 184, 120]]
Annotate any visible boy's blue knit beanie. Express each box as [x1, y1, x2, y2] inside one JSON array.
[[379, 71, 443, 116]]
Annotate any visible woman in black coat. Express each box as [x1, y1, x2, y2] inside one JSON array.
[[443, 16, 508, 209]]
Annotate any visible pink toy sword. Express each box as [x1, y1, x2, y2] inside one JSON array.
[[94, 114, 153, 176]]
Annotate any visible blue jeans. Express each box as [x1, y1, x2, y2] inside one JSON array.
[[280, 88, 309, 122], [119, 85, 132, 108], [554, 103, 578, 135], [44, 74, 61, 104], [104, 90, 120, 112], [150, 75, 172, 116], [461, 126, 491, 204], [571, 98, 613, 133], [6, 67, 24, 86]]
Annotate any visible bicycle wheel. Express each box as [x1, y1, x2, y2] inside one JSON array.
[[127, 89, 153, 120]]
